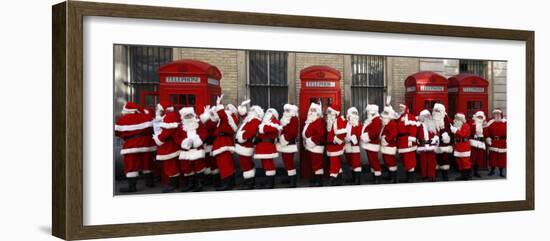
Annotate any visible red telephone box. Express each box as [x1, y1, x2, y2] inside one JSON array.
[[154, 59, 222, 114], [448, 74, 489, 119], [404, 71, 449, 115], [298, 65, 342, 178]]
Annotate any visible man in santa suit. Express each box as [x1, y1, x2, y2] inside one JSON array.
[[360, 104, 383, 184], [486, 109, 507, 177], [469, 111, 488, 178], [114, 102, 157, 193], [210, 95, 239, 191], [325, 104, 347, 186], [254, 108, 282, 189], [450, 113, 472, 181], [302, 102, 326, 187], [152, 101, 182, 193], [380, 97, 399, 183], [177, 107, 208, 192], [276, 104, 300, 188], [235, 104, 263, 189], [416, 110, 439, 182], [199, 105, 219, 187], [432, 103, 453, 181], [344, 107, 363, 185], [397, 104, 419, 183]]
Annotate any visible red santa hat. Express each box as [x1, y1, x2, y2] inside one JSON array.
[[346, 107, 359, 117], [365, 104, 379, 115], [283, 104, 299, 116], [399, 103, 409, 113], [326, 104, 341, 116], [492, 109, 503, 115], [309, 102, 323, 117], [381, 96, 396, 119], [455, 112, 467, 123], [179, 107, 196, 118], [249, 105, 265, 119], [121, 102, 140, 115], [265, 108, 279, 120], [473, 111, 486, 120], [157, 101, 174, 113], [432, 103, 446, 114]]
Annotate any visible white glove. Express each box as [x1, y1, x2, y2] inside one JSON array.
[[216, 94, 224, 105], [240, 99, 251, 106], [350, 135, 358, 145], [361, 133, 371, 143], [450, 125, 458, 134], [408, 141, 413, 147], [181, 138, 192, 150], [344, 136, 351, 143], [333, 136, 343, 145], [442, 132, 451, 144], [305, 137, 316, 148], [486, 138, 492, 146], [192, 135, 203, 147], [381, 135, 389, 146]]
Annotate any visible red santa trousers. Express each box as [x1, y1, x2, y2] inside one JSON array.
[[455, 156, 472, 170], [215, 151, 235, 179], [281, 153, 296, 176], [238, 155, 255, 179], [123, 152, 155, 177], [345, 153, 362, 172], [400, 152, 416, 172], [162, 157, 180, 177], [383, 154, 397, 171], [204, 152, 218, 174], [489, 152, 507, 169], [419, 152, 437, 178], [180, 158, 206, 176], [328, 156, 342, 177], [366, 150, 382, 176], [471, 147, 487, 169], [261, 159, 276, 176], [436, 153, 451, 168], [308, 151, 325, 175]]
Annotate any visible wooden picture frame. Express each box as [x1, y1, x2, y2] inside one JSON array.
[[52, 1, 534, 240]]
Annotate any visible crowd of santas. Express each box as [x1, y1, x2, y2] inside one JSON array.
[[114, 95, 507, 193]]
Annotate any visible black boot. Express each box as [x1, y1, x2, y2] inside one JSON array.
[[330, 176, 340, 186], [288, 175, 297, 188], [119, 177, 137, 193], [441, 170, 449, 181], [144, 173, 155, 188], [216, 175, 234, 191], [203, 173, 213, 186], [488, 167, 495, 176], [403, 171, 415, 183], [162, 176, 180, 193], [180, 175, 195, 192], [499, 168, 505, 177], [473, 165, 481, 178], [390, 171, 398, 183], [213, 173, 221, 188], [264, 176, 275, 189], [193, 173, 204, 192], [242, 177, 255, 190], [353, 172, 361, 185], [315, 174, 324, 187], [373, 174, 381, 184]]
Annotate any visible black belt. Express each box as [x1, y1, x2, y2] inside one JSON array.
[[493, 136, 506, 140], [472, 137, 484, 141], [206, 136, 215, 144], [218, 132, 231, 137], [254, 138, 275, 144], [126, 133, 149, 141], [287, 140, 296, 145], [454, 138, 469, 143]]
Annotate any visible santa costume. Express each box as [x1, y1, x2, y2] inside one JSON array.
[[416, 110, 439, 181], [397, 104, 419, 183], [302, 102, 326, 187], [344, 107, 363, 185], [210, 95, 239, 191], [325, 104, 347, 186], [486, 109, 507, 177], [235, 104, 263, 189], [451, 113, 472, 181], [152, 101, 182, 193], [360, 104, 383, 184], [114, 102, 157, 192], [432, 103, 453, 181], [199, 105, 219, 187], [254, 108, 282, 189], [469, 111, 488, 177], [380, 97, 399, 183], [177, 107, 208, 192], [276, 104, 300, 188]]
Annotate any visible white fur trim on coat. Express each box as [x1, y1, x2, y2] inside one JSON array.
[[453, 150, 471, 157], [398, 146, 417, 153], [408, 136, 417, 142], [361, 142, 380, 152], [235, 129, 247, 144], [159, 122, 179, 129], [211, 145, 235, 156], [380, 146, 397, 155], [344, 143, 361, 153], [253, 152, 279, 159], [276, 143, 298, 153], [226, 112, 238, 132], [115, 121, 153, 132], [469, 139, 486, 150], [235, 143, 254, 156], [435, 145, 453, 154], [489, 147, 507, 153], [120, 146, 157, 155], [306, 144, 324, 154], [279, 134, 289, 146], [327, 149, 344, 157], [417, 145, 436, 152], [259, 122, 282, 134], [242, 168, 256, 179], [334, 128, 347, 135], [179, 149, 205, 161], [156, 150, 181, 161]]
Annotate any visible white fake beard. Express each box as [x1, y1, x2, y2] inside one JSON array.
[[305, 112, 320, 124], [474, 118, 484, 136], [453, 120, 463, 129], [423, 118, 437, 134], [433, 112, 445, 130], [381, 116, 391, 126], [281, 112, 292, 126], [347, 114, 359, 127], [182, 118, 199, 132], [326, 114, 336, 131], [262, 113, 274, 124], [364, 113, 375, 126]]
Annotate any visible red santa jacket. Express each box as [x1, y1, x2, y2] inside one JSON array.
[[235, 116, 261, 157], [435, 115, 454, 154], [277, 116, 299, 153], [486, 119, 507, 153], [397, 113, 419, 153], [115, 112, 156, 155], [452, 123, 471, 157], [254, 117, 282, 159], [469, 120, 489, 150], [152, 111, 181, 160], [360, 116, 382, 152], [344, 120, 363, 154], [416, 123, 438, 152], [176, 121, 208, 161], [302, 117, 325, 154], [211, 105, 238, 156], [380, 119, 398, 155], [326, 116, 347, 156]]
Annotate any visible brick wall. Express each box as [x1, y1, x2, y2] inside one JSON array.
[[388, 57, 419, 108], [491, 61, 507, 115]]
